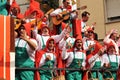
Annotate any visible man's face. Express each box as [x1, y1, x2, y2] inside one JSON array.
[[18, 26, 26, 36], [111, 33, 118, 41], [75, 39, 83, 50], [11, 7, 19, 16], [108, 46, 116, 54], [42, 27, 49, 35], [48, 40, 55, 51], [82, 16, 89, 22], [63, 1, 69, 8], [87, 31, 94, 38], [31, 11, 37, 18]]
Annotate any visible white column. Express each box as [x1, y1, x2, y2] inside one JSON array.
[[10, 52, 15, 80]]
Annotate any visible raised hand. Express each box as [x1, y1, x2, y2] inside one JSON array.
[[45, 55, 51, 61], [98, 47, 106, 55], [67, 40, 73, 48], [88, 43, 94, 50]]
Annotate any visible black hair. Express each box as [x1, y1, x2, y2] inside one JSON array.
[[18, 24, 25, 30], [63, 0, 67, 3], [17, 24, 25, 37], [82, 11, 90, 17]]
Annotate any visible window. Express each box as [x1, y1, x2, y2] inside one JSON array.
[[104, 0, 120, 23]]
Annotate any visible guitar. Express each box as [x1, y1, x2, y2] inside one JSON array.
[[52, 5, 87, 25]]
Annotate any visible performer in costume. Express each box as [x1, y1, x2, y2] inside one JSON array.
[[32, 23, 70, 50], [10, 0, 26, 35], [82, 27, 97, 56], [82, 38, 103, 80], [9, 0, 21, 18], [35, 38, 61, 80], [50, 0, 77, 36], [15, 23, 37, 80], [103, 29, 119, 55], [62, 35, 86, 80], [24, 0, 44, 23], [85, 42, 104, 80], [102, 41, 120, 80], [59, 25, 75, 50]]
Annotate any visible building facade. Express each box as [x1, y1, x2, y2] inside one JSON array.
[[79, 0, 120, 39]]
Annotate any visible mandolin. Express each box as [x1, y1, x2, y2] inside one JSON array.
[[52, 5, 87, 25], [14, 9, 54, 30]]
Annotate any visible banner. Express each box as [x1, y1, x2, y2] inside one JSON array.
[[0, 15, 10, 80]]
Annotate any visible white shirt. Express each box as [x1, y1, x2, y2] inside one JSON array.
[[59, 37, 75, 50], [62, 48, 86, 67], [81, 20, 87, 33], [82, 37, 96, 51], [102, 54, 120, 66], [88, 54, 104, 68], [15, 38, 37, 61], [39, 52, 57, 68], [33, 26, 67, 50]]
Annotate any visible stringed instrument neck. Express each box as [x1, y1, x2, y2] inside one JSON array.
[[52, 5, 87, 25], [63, 5, 87, 17], [30, 8, 54, 25]]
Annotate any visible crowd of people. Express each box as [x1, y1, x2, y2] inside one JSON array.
[[1, 0, 120, 80]]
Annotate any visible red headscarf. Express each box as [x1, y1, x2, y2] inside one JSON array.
[[106, 41, 116, 52], [24, 0, 44, 18], [34, 38, 62, 80], [10, 0, 20, 13], [17, 13, 24, 19], [30, 0, 40, 9]]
